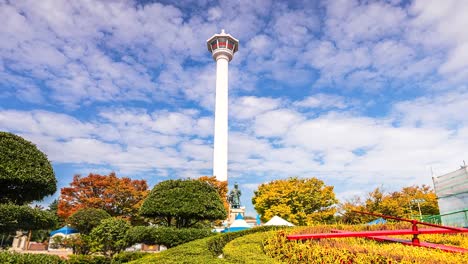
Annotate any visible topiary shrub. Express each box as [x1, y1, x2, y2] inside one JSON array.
[[223, 231, 283, 263], [0, 203, 57, 233], [0, 132, 56, 205], [67, 208, 111, 234], [111, 252, 149, 263], [127, 226, 214, 248], [207, 226, 287, 256], [0, 252, 65, 264], [140, 179, 226, 228], [130, 226, 290, 264], [67, 254, 109, 264]]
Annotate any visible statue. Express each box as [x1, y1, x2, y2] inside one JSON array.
[[227, 182, 241, 209]]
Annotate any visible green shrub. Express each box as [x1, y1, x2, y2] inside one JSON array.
[[129, 236, 225, 264], [0, 203, 57, 233], [89, 218, 131, 257], [223, 231, 284, 263], [111, 251, 149, 263], [67, 208, 111, 234], [67, 255, 109, 264], [127, 226, 214, 248], [0, 251, 65, 264], [130, 226, 290, 264], [206, 226, 287, 256]]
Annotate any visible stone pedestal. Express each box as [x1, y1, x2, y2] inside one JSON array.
[[227, 207, 245, 226]]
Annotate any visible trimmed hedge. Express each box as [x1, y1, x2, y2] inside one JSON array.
[[127, 226, 214, 248], [207, 226, 287, 256], [0, 252, 65, 264], [223, 231, 283, 263], [130, 226, 289, 264], [130, 235, 225, 264], [111, 252, 149, 263], [67, 255, 108, 264]]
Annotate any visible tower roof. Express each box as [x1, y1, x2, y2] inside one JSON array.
[[206, 29, 239, 54]]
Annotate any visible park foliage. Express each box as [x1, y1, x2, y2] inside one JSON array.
[[339, 185, 440, 223], [0, 132, 57, 233], [58, 172, 149, 222], [140, 179, 227, 228], [198, 175, 229, 212], [88, 218, 131, 257], [127, 226, 214, 248], [67, 208, 111, 234], [0, 132, 56, 205], [264, 224, 468, 264], [252, 177, 338, 225]]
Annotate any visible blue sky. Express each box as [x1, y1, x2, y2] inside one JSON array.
[[1, 0, 467, 216]]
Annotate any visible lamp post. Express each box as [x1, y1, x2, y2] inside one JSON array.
[[412, 199, 425, 221]]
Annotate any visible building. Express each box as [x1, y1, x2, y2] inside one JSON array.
[[432, 165, 468, 227]]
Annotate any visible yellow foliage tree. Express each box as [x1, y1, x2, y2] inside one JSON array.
[[252, 177, 337, 225], [339, 185, 439, 223]]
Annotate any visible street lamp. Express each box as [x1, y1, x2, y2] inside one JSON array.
[[412, 199, 425, 221]]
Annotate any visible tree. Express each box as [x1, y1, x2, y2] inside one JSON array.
[[0, 132, 57, 232], [198, 176, 229, 212], [89, 218, 131, 257], [252, 177, 338, 225], [0, 132, 56, 204], [58, 172, 149, 222], [140, 179, 227, 228], [67, 208, 111, 234], [339, 185, 440, 223], [0, 203, 57, 233]]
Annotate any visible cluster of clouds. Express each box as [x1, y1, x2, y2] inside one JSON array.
[[1, 0, 468, 210]]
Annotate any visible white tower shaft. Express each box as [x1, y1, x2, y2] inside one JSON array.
[[207, 30, 238, 183], [213, 55, 229, 182]]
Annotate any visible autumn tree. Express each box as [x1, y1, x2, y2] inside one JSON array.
[[140, 179, 227, 228], [198, 176, 229, 212], [252, 177, 338, 225], [0, 132, 57, 232], [58, 172, 149, 222], [339, 185, 440, 223]]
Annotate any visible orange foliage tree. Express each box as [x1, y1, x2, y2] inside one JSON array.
[[198, 176, 229, 212], [58, 172, 149, 222]]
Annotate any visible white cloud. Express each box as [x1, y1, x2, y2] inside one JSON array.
[[230, 96, 282, 120], [294, 94, 351, 109], [254, 109, 304, 137]]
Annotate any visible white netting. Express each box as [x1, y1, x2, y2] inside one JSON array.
[[433, 167, 468, 227]]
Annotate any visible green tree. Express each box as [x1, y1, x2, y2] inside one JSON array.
[[0, 132, 56, 205], [140, 179, 227, 228], [0, 132, 57, 233], [252, 177, 338, 225], [89, 218, 131, 257], [67, 208, 111, 234]]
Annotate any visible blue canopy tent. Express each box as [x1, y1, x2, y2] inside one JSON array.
[[50, 226, 79, 236], [367, 218, 387, 225], [221, 213, 252, 233]]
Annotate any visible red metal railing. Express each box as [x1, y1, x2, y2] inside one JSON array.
[[286, 211, 468, 253]]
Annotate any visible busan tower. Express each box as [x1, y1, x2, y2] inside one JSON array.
[[207, 30, 239, 182]]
